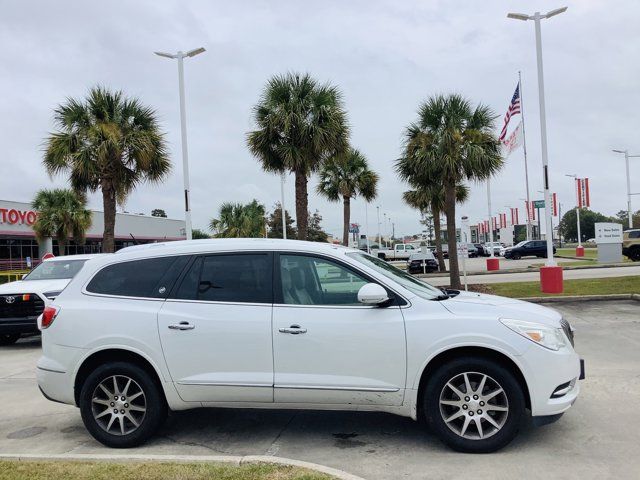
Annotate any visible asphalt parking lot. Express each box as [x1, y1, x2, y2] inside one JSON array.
[[1, 300, 639, 479]]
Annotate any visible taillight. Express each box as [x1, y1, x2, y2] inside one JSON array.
[[41, 306, 60, 329]]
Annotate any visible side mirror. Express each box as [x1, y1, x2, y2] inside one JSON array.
[[357, 283, 389, 305]]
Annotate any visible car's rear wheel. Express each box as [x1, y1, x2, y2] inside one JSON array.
[[0, 333, 20, 346], [629, 247, 640, 261], [79, 362, 167, 448], [423, 357, 525, 453]]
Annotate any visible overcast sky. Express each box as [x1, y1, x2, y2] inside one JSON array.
[[1, 0, 639, 239]]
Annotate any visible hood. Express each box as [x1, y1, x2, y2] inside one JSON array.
[[0, 279, 71, 297], [440, 290, 562, 327]]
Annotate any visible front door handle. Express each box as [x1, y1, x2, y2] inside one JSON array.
[[168, 321, 195, 331], [278, 324, 307, 335]]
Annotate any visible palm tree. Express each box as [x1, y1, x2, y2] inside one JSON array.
[[316, 148, 379, 246], [32, 189, 92, 256], [210, 200, 266, 238], [43, 87, 170, 253], [247, 73, 349, 240], [398, 94, 503, 289], [402, 183, 469, 272]]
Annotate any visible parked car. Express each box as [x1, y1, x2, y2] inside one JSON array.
[[406, 251, 438, 274], [622, 229, 640, 261], [0, 254, 103, 345], [474, 243, 486, 256], [37, 239, 583, 453], [503, 240, 557, 260], [483, 242, 502, 256], [374, 243, 417, 261], [465, 243, 479, 258]]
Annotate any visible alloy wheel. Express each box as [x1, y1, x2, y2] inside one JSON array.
[[439, 371, 509, 440], [91, 375, 147, 436]]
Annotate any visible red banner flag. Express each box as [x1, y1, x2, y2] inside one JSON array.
[[576, 178, 590, 208], [511, 207, 519, 225], [552, 193, 558, 216]]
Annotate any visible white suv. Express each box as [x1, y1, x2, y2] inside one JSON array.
[[37, 239, 583, 453]]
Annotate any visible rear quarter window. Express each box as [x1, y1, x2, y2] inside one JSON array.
[[86, 256, 189, 298]]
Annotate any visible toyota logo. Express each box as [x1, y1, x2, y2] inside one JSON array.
[[4, 296, 16, 304]]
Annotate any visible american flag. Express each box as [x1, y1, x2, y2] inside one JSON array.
[[499, 83, 521, 141]]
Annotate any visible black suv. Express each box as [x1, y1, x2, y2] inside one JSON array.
[[503, 240, 556, 260]]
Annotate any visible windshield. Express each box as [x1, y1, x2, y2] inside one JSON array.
[[347, 252, 442, 300], [514, 241, 527, 247], [23, 259, 87, 280]]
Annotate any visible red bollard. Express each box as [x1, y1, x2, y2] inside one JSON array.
[[540, 266, 563, 293], [486, 257, 500, 271], [575, 245, 584, 257]]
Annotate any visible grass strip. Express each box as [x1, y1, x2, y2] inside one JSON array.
[[0, 460, 336, 480]]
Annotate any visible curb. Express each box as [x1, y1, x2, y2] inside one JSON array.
[[519, 293, 640, 303], [0, 453, 366, 480]]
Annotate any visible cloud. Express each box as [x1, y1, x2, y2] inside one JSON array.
[[1, 0, 638, 240]]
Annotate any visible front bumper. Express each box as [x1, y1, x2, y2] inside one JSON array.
[[520, 344, 583, 418], [0, 317, 39, 334]]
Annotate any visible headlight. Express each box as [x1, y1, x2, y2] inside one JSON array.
[[501, 318, 567, 351], [43, 291, 62, 300]]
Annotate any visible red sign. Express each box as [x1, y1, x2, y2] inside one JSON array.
[[576, 178, 590, 208], [0, 208, 37, 226], [511, 207, 519, 225]]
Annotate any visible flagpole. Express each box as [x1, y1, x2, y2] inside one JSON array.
[[519, 71, 533, 241]]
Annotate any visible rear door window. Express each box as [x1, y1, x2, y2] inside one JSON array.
[[86, 256, 189, 298], [172, 253, 273, 304]]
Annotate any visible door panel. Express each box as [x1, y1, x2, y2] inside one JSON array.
[[158, 301, 273, 402], [273, 254, 406, 406], [157, 253, 274, 403]]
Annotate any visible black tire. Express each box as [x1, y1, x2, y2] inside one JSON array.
[[79, 361, 167, 448], [378, 253, 386, 260], [511, 253, 521, 260], [0, 333, 20, 345], [423, 356, 525, 453], [629, 247, 640, 262]]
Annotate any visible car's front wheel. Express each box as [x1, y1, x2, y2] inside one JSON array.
[[79, 362, 167, 448], [423, 357, 525, 453]]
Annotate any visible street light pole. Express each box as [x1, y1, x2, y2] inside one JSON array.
[[508, 6, 567, 292], [154, 47, 206, 241], [565, 174, 582, 245], [280, 173, 287, 239], [613, 149, 640, 229]]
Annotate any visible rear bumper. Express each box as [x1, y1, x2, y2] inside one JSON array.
[[37, 364, 75, 405], [0, 317, 39, 334]]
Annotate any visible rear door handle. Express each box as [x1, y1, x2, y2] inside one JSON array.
[[278, 324, 307, 335], [168, 321, 195, 331]]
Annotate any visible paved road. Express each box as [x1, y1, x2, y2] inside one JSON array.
[[425, 265, 640, 286], [1, 301, 638, 479]]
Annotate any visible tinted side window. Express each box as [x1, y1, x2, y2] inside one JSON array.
[[173, 254, 272, 303], [630, 231, 640, 239], [87, 256, 189, 298]]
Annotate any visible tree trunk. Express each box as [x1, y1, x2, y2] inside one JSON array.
[[433, 208, 446, 272], [444, 181, 461, 289], [101, 182, 117, 253], [294, 169, 309, 240], [342, 195, 350, 246], [57, 237, 66, 256]]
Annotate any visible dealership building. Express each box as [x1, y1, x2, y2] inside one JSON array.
[[0, 199, 186, 265]]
